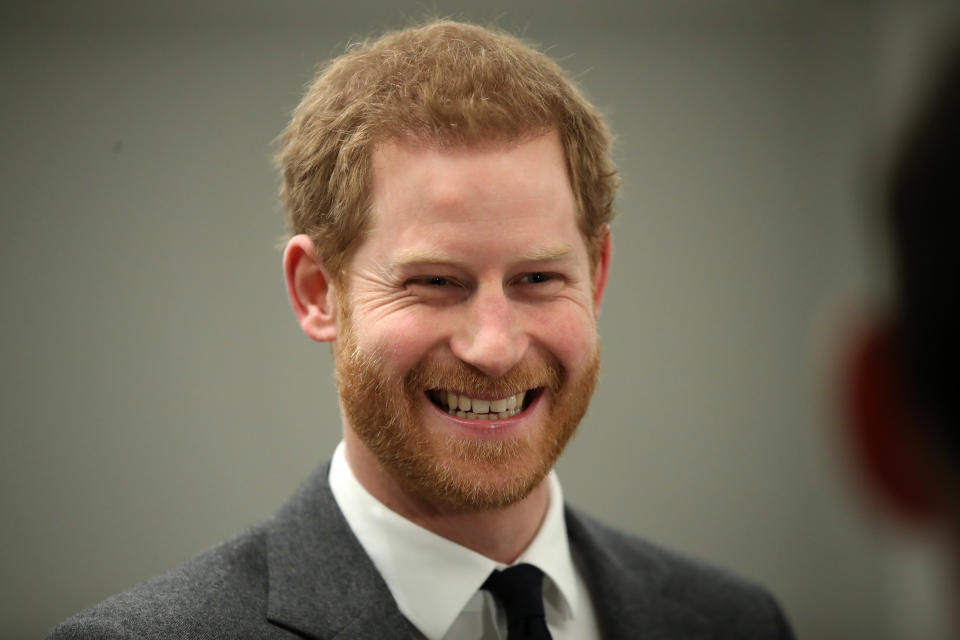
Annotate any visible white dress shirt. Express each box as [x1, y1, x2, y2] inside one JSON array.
[[329, 442, 600, 640]]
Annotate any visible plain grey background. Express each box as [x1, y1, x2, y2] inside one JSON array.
[[3, 1, 959, 638]]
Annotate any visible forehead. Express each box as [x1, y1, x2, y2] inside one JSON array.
[[366, 132, 581, 246]]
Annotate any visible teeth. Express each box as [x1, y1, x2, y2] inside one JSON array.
[[445, 392, 526, 411], [441, 390, 528, 420]]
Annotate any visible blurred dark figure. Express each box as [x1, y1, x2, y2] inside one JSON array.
[[843, 32, 960, 596]]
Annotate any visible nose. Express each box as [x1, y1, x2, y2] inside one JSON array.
[[450, 284, 529, 378]]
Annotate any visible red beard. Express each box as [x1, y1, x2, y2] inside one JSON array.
[[335, 322, 600, 512]]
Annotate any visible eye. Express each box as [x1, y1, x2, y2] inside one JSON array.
[[409, 275, 455, 287], [405, 275, 468, 303], [520, 272, 553, 284], [512, 271, 565, 296], [516, 272, 564, 286]]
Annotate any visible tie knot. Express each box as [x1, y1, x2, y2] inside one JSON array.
[[482, 563, 551, 639]]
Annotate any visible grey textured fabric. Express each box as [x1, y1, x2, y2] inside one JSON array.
[[49, 462, 794, 639]]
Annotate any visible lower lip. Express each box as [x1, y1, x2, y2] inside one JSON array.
[[425, 392, 544, 437]]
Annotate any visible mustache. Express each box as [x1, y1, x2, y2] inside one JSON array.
[[406, 355, 564, 397]]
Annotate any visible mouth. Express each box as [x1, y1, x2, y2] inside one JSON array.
[[426, 388, 540, 420]]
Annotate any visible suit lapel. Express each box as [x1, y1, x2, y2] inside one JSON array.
[[265, 462, 422, 639], [565, 506, 712, 639], [265, 464, 719, 638]]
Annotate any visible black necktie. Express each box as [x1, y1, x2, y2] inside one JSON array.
[[481, 563, 553, 640]]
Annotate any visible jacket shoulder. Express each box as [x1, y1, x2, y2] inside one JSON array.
[[565, 506, 794, 639], [47, 523, 279, 640]]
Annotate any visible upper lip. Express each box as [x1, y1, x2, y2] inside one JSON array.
[[430, 389, 528, 400]]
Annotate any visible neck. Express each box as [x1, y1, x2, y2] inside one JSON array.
[[343, 430, 550, 564]]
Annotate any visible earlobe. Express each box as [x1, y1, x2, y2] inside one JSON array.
[[283, 234, 338, 342], [592, 226, 613, 312], [842, 317, 942, 524]]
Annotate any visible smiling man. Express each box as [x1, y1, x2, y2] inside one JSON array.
[[322, 133, 600, 521], [51, 20, 793, 640]]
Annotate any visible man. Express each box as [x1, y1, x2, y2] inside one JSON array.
[[842, 35, 960, 609], [51, 20, 793, 639]]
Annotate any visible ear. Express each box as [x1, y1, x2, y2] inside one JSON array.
[[283, 234, 339, 342], [591, 226, 613, 312], [841, 315, 942, 524]]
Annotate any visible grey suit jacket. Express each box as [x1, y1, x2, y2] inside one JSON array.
[[50, 462, 794, 639]]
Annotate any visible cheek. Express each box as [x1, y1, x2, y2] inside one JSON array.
[[352, 312, 443, 372], [528, 306, 598, 369]]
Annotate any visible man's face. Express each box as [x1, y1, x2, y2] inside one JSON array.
[[335, 131, 606, 511]]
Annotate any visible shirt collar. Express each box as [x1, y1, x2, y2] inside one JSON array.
[[329, 441, 580, 640]]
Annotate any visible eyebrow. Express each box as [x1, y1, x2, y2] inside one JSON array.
[[522, 244, 575, 262], [389, 244, 575, 270]]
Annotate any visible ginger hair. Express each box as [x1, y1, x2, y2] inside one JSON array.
[[277, 19, 618, 279]]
